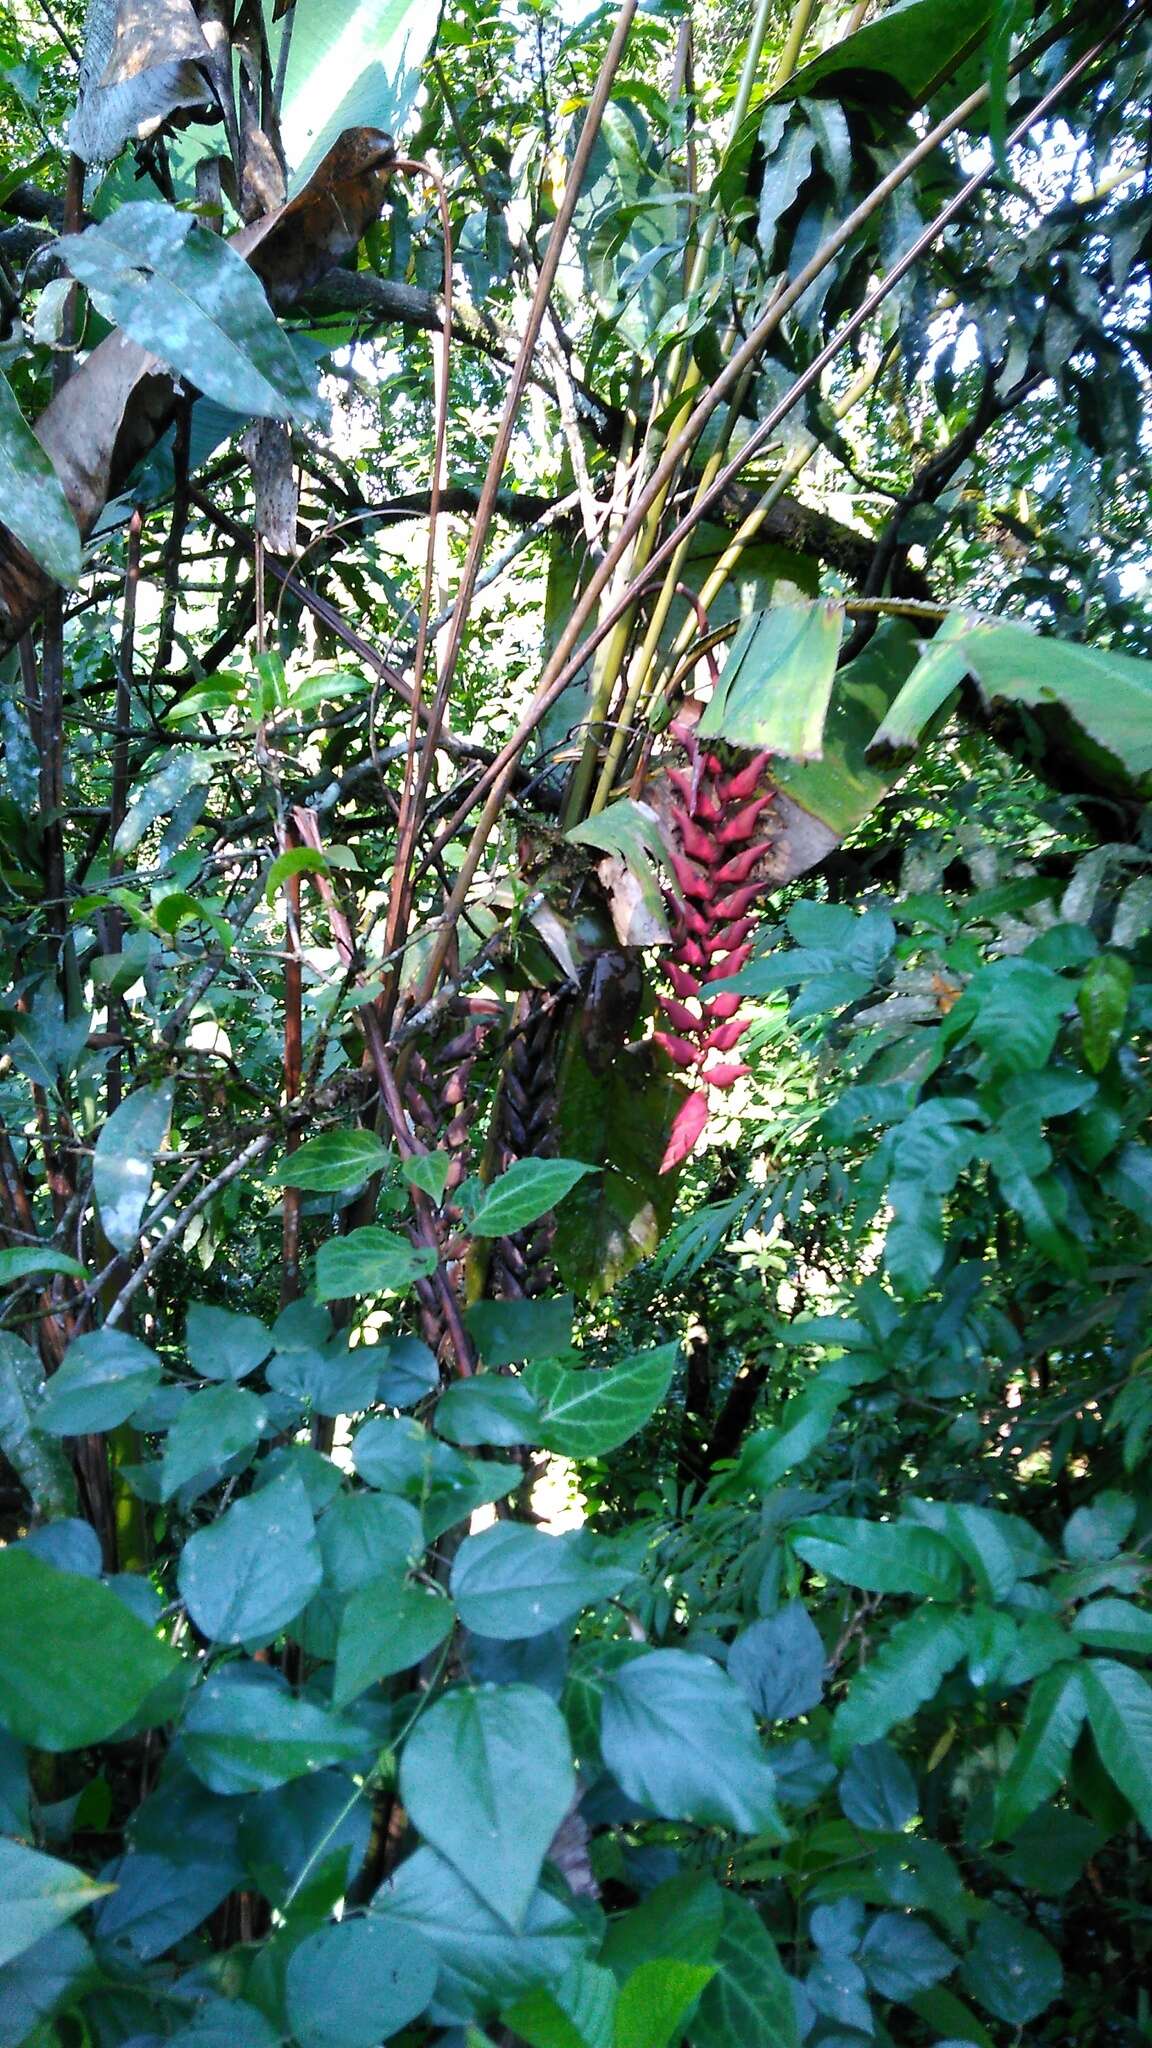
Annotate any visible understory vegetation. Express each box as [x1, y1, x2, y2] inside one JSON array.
[[0, 0, 1151, 2044]]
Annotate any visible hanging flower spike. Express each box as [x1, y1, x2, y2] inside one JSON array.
[[654, 741, 776, 1172]]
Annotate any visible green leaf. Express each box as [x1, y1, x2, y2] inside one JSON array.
[[332, 1574, 454, 1705], [186, 1303, 274, 1382], [177, 1471, 321, 1646], [161, 1383, 269, 1499], [614, 1959, 715, 2048], [182, 1664, 365, 1796], [469, 1160, 596, 1238], [526, 1343, 678, 1458], [1082, 1657, 1152, 1830], [0, 1923, 92, 2044], [285, 1916, 438, 2047], [0, 368, 82, 586], [504, 1959, 618, 2048], [599, 1650, 788, 1837], [92, 1079, 174, 1253], [1064, 1491, 1136, 1562], [404, 1151, 452, 1202], [691, 1893, 799, 2048], [352, 1416, 519, 1539], [0, 1839, 111, 1970], [273, 1130, 393, 1191], [792, 1515, 966, 1599], [451, 1524, 632, 1640], [0, 1246, 86, 1285], [961, 1908, 1062, 2027], [60, 202, 322, 421], [601, 1872, 724, 1979], [39, 1327, 163, 1436], [993, 1664, 1086, 1838], [0, 1548, 179, 1749], [278, 0, 439, 183], [0, 1331, 77, 1518], [400, 1685, 575, 1929], [1072, 1597, 1152, 1654], [698, 601, 844, 757], [114, 751, 214, 857], [314, 1228, 437, 1302], [724, 1383, 845, 1494], [265, 846, 328, 903], [370, 1846, 591, 2024], [727, 1605, 825, 1722], [782, 0, 996, 100], [839, 1741, 917, 1830], [168, 1997, 281, 2048], [830, 1607, 969, 1760], [436, 1375, 544, 1449], [377, 1335, 440, 1406], [1077, 954, 1133, 1072], [466, 1296, 576, 1367], [858, 1912, 955, 2000]]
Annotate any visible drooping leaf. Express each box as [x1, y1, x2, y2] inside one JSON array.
[[993, 1664, 1086, 1838], [400, 1685, 575, 1928], [278, 0, 437, 181], [526, 1342, 678, 1458], [92, 1079, 174, 1253], [450, 1524, 632, 1640], [469, 1160, 596, 1239], [177, 1471, 321, 1646], [38, 1327, 163, 1436], [782, 0, 996, 101], [0, 1549, 179, 1749], [598, 1650, 788, 1837], [566, 800, 672, 946], [272, 1130, 393, 1191], [0, 369, 82, 587], [1082, 1658, 1152, 1830], [285, 1916, 438, 2047], [113, 750, 215, 857], [0, 1840, 111, 1971], [698, 602, 845, 758], [60, 202, 323, 422]]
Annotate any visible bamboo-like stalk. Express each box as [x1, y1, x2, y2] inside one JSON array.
[[416, 6, 1128, 986]]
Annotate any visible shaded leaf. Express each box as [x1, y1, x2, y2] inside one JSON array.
[[0, 1548, 179, 1749], [92, 1079, 174, 1253], [599, 1650, 788, 1837]]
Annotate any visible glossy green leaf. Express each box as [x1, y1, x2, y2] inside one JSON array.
[[599, 1650, 788, 1837], [469, 1159, 596, 1238], [0, 368, 82, 587], [830, 1607, 969, 1760], [332, 1574, 454, 1705], [39, 1327, 163, 1436], [1082, 1657, 1152, 1830], [792, 1515, 966, 1599], [92, 1080, 174, 1253], [0, 1548, 179, 1749], [177, 1471, 321, 1645], [182, 1665, 366, 1795], [0, 1247, 86, 1285], [993, 1664, 1086, 1838], [160, 1383, 268, 1499], [285, 1916, 438, 2047], [783, 0, 995, 100], [400, 1684, 575, 1928], [0, 1840, 110, 1970], [615, 1959, 714, 2048], [60, 203, 322, 421], [314, 1228, 437, 1302], [273, 1130, 392, 1191], [526, 1342, 678, 1458], [698, 602, 844, 756], [451, 1524, 631, 1640], [183, 1303, 273, 1383], [265, 846, 328, 902], [691, 1893, 799, 2048]]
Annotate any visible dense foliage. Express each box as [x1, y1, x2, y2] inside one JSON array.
[[0, 2, 1151, 2045]]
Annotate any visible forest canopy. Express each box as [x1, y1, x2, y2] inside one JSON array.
[[0, 1, 1151, 2044]]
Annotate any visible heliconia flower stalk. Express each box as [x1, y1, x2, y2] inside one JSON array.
[[655, 733, 775, 1173]]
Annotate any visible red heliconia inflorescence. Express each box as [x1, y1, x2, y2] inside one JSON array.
[[655, 725, 774, 1173]]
